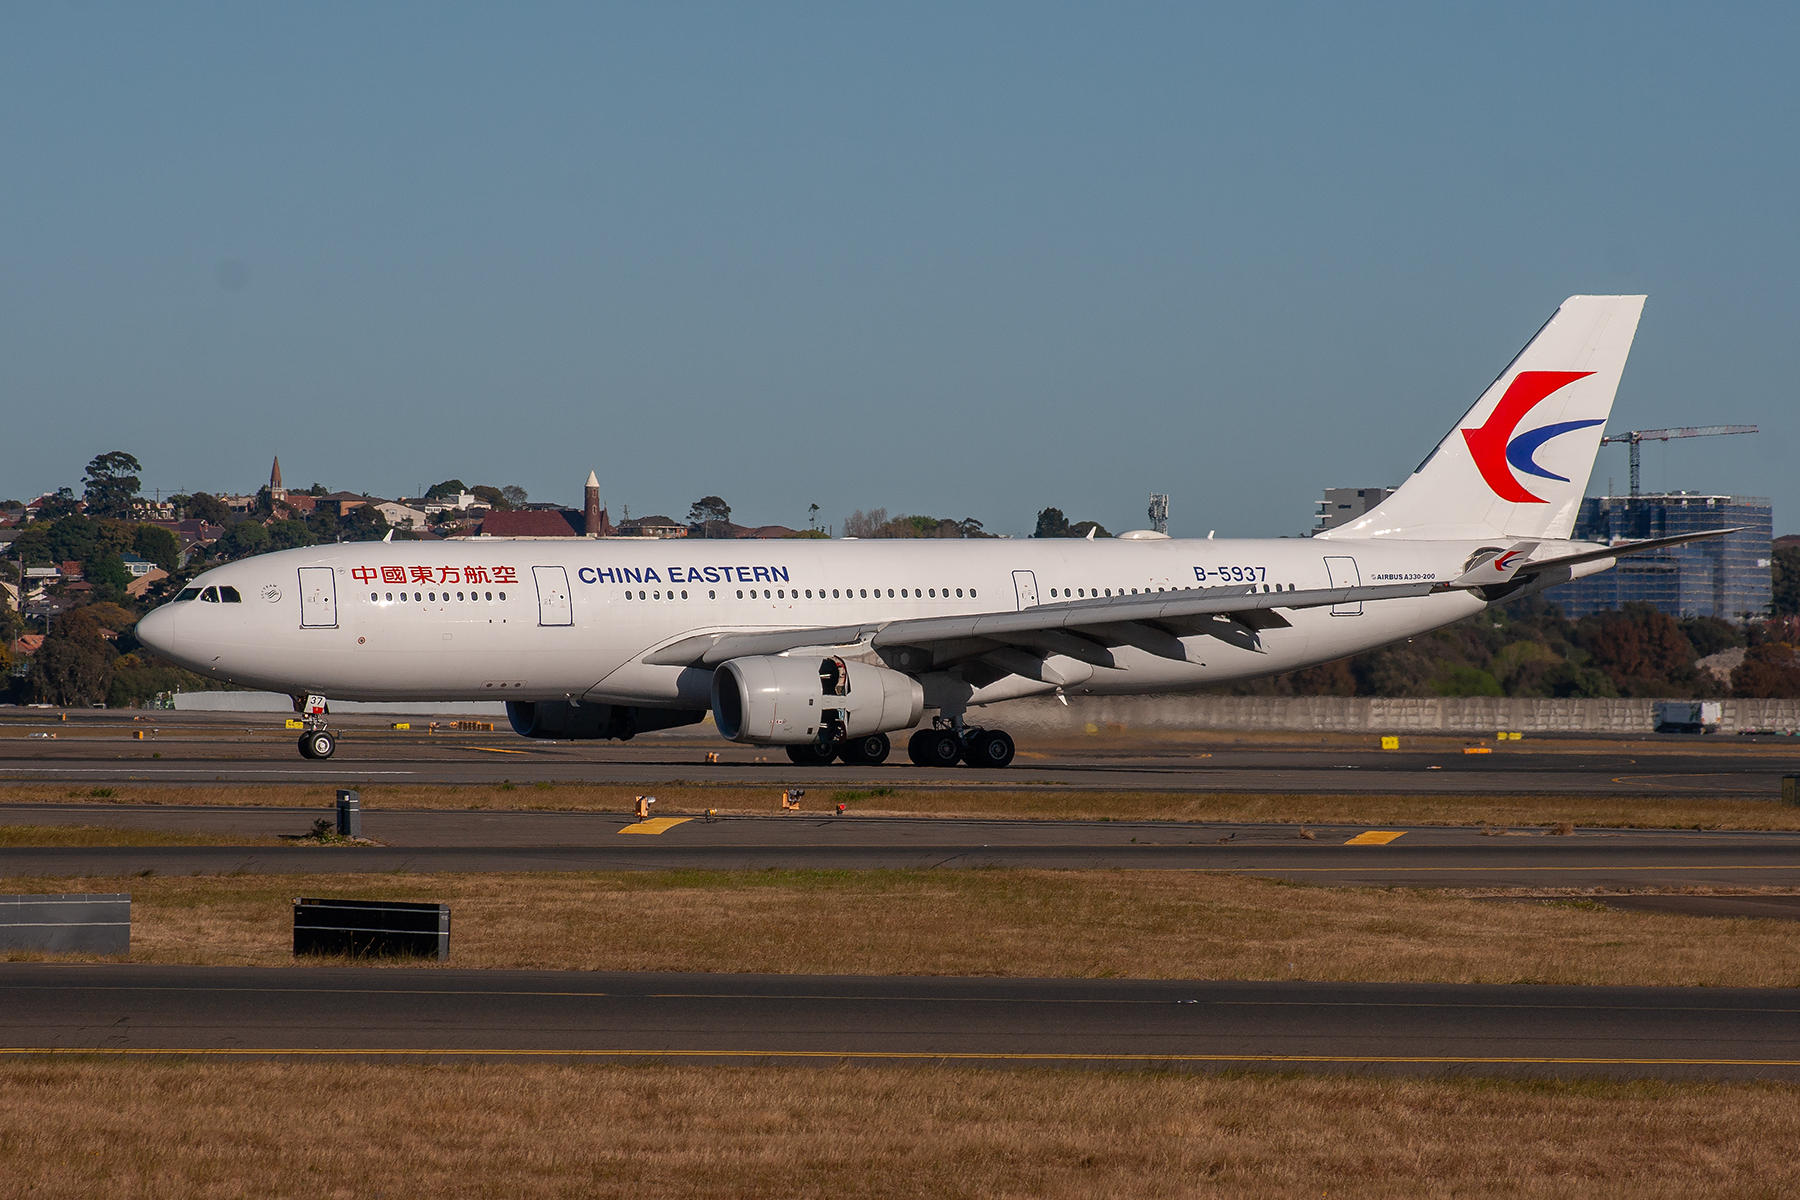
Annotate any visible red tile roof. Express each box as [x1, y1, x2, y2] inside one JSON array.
[[478, 510, 585, 537]]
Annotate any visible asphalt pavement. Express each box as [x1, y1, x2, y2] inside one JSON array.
[[4, 804, 1800, 887], [3, 964, 1796, 1080], [5, 711, 1799, 795]]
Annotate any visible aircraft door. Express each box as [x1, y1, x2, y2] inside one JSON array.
[[1323, 556, 1362, 616], [1012, 570, 1039, 610], [533, 566, 573, 627], [297, 567, 337, 628]]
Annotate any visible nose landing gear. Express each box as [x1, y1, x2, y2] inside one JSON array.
[[295, 694, 337, 760]]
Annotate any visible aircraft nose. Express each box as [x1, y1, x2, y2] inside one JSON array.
[[136, 604, 178, 658]]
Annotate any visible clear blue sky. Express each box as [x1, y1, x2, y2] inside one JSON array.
[[4, 3, 1795, 536]]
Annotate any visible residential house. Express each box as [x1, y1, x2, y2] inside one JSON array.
[[616, 515, 687, 538], [474, 510, 587, 537], [373, 500, 429, 529]]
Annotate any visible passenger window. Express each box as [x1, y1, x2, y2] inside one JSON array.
[[485, 592, 492, 600], [385, 593, 393, 601], [956, 588, 963, 597], [832, 590, 839, 598], [201, 587, 219, 602], [497, 591, 505, 600], [681, 590, 688, 599], [457, 591, 465, 601], [708, 590, 716, 599], [737, 590, 744, 599], [371, 592, 379, 601]]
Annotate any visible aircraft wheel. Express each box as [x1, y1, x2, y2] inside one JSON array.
[[785, 743, 837, 766], [911, 730, 962, 768], [298, 733, 315, 759], [838, 732, 890, 766], [966, 729, 1015, 769], [302, 730, 336, 760]]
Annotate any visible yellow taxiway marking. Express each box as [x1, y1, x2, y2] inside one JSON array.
[[471, 746, 530, 755], [617, 817, 693, 835], [1344, 830, 1406, 846], [3, 1047, 1798, 1067]]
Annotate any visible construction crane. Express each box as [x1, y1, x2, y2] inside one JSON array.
[[1599, 425, 1757, 497]]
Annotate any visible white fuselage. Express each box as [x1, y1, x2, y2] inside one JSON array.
[[136, 534, 1606, 710]]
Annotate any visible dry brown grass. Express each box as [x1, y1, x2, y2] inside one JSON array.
[[0, 824, 282, 848], [7, 869, 1800, 986], [4, 780, 1797, 830], [1, 1060, 1796, 1198]]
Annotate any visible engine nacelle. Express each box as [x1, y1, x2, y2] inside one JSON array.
[[505, 701, 705, 741], [711, 655, 924, 745]]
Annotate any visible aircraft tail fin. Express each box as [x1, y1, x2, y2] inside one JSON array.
[[1319, 295, 1646, 542]]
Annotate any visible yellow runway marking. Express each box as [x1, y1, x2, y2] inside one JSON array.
[[2, 1047, 1796, 1067], [1344, 831, 1406, 845], [617, 817, 693, 835], [471, 746, 530, 755]]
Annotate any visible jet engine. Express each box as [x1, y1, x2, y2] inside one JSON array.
[[711, 655, 924, 745], [505, 700, 705, 741]]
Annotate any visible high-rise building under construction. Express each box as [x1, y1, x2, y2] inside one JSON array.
[[1545, 493, 1772, 623]]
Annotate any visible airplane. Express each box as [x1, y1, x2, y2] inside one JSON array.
[[136, 294, 1727, 767]]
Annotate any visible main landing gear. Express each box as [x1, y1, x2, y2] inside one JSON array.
[[784, 732, 893, 767], [295, 693, 337, 760], [907, 721, 1015, 769]]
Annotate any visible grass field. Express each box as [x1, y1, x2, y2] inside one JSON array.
[[2, 1060, 1796, 1198], [6, 780, 1798, 830], [6, 868, 1800, 986], [0, 824, 283, 848]]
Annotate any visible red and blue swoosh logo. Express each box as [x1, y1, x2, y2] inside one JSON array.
[[1460, 371, 1602, 503]]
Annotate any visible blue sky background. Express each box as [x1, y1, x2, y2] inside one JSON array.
[[4, 3, 1795, 536]]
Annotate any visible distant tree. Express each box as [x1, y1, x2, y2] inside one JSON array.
[[500, 485, 528, 509], [88, 555, 132, 601], [1678, 616, 1744, 659], [1732, 641, 1800, 698], [689, 496, 732, 538], [82, 451, 143, 519], [689, 496, 732, 524], [808, 503, 821, 530], [470, 485, 508, 511], [35, 488, 80, 521], [1771, 546, 1800, 617], [305, 506, 341, 543], [1578, 604, 1697, 696], [340, 505, 390, 542], [265, 519, 318, 551], [133, 524, 180, 572], [216, 521, 270, 558], [306, 483, 329, 497], [425, 480, 469, 501], [1033, 507, 1071, 539], [1541, 661, 1620, 698], [83, 602, 139, 634], [31, 607, 113, 706], [185, 493, 231, 525]]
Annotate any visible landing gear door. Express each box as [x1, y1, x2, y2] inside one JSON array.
[[298, 567, 337, 628], [1012, 570, 1039, 610], [1323, 556, 1362, 616], [533, 566, 574, 627]]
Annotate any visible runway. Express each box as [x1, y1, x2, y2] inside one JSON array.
[[5, 712, 1798, 795], [5, 804, 1800, 888], [3, 964, 1796, 1080]]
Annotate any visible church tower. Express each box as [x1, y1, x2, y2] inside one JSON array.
[[270, 456, 286, 502]]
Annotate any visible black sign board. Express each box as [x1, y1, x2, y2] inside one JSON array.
[[293, 897, 450, 960]]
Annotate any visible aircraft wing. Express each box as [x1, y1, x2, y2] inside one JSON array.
[[641, 578, 1445, 668], [642, 527, 1740, 671]]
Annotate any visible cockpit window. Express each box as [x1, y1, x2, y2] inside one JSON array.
[[175, 588, 202, 602], [201, 587, 219, 602], [219, 586, 242, 603]]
